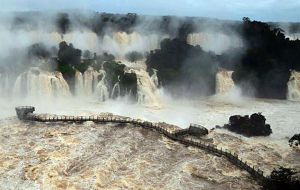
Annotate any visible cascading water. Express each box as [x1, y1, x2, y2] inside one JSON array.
[[83, 67, 96, 96], [111, 76, 121, 99], [127, 68, 161, 107], [12, 67, 71, 99], [83, 66, 103, 96], [187, 32, 243, 54], [95, 70, 109, 101], [287, 70, 300, 101], [75, 70, 84, 96], [216, 68, 235, 94], [101, 32, 168, 59], [76, 66, 110, 100], [0, 73, 10, 97], [51, 72, 71, 97], [150, 69, 159, 88]]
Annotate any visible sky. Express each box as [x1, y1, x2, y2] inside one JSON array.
[[1, 0, 300, 22]]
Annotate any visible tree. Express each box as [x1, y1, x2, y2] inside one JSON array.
[[56, 13, 70, 36], [264, 167, 300, 190], [125, 51, 143, 62], [27, 43, 50, 59], [83, 50, 92, 59], [232, 18, 300, 99], [146, 38, 218, 97], [57, 41, 82, 77]]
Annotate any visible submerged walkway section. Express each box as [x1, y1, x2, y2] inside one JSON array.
[[15, 106, 268, 185]]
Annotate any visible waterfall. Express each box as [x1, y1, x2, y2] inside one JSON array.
[[95, 70, 109, 101], [75, 70, 84, 96], [150, 69, 159, 88], [76, 67, 110, 100], [0, 73, 10, 97], [287, 70, 300, 101], [12, 67, 71, 99], [127, 68, 161, 107], [286, 33, 300, 41], [101, 32, 168, 59], [187, 32, 243, 54], [111, 76, 121, 99], [83, 67, 95, 96], [216, 69, 235, 94], [52, 72, 71, 97], [82, 67, 101, 96]]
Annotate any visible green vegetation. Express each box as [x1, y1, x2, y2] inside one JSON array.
[[125, 51, 144, 62], [232, 18, 300, 99], [146, 38, 218, 96], [264, 167, 300, 190]]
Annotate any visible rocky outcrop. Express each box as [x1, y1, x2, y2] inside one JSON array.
[[289, 134, 300, 147], [223, 113, 272, 137]]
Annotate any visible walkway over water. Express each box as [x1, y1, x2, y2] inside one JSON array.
[[15, 106, 268, 185]]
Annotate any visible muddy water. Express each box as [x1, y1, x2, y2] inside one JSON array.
[[0, 118, 260, 190]]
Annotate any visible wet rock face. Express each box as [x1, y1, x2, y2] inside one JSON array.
[[223, 113, 272, 137], [289, 134, 300, 147], [189, 124, 209, 137]]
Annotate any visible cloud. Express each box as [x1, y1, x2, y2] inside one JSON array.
[[1, 0, 300, 22]]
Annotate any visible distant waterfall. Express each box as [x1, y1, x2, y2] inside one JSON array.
[[187, 32, 243, 54], [150, 69, 159, 88], [75, 70, 84, 96], [52, 72, 71, 97], [13, 67, 71, 99], [286, 33, 300, 41], [83, 67, 101, 96], [101, 32, 168, 59], [83, 67, 97, 96], [216, 69, 235, 94], [95, 70, 109, 101], [0, 73, 10, 97], [128, 69, 161, 107], [75, 67, 109, 100], [287, 70, 300, 101], [111, 76, 121, 99]]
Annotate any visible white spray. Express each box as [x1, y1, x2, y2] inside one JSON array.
[[287, 70, 300, 101]]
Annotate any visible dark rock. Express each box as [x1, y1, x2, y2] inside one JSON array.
[[289, 134, 300, 147], [215, 125, 222, 129], [223, 113, 272, 137], [15, 106, 35, 120], [188, 124, 209, 137]]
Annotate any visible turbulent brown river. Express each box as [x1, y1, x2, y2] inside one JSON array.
[[0, 96, 300, 189]]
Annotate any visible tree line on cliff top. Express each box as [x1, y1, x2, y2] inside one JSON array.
[[4, 13, 300, 99]]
